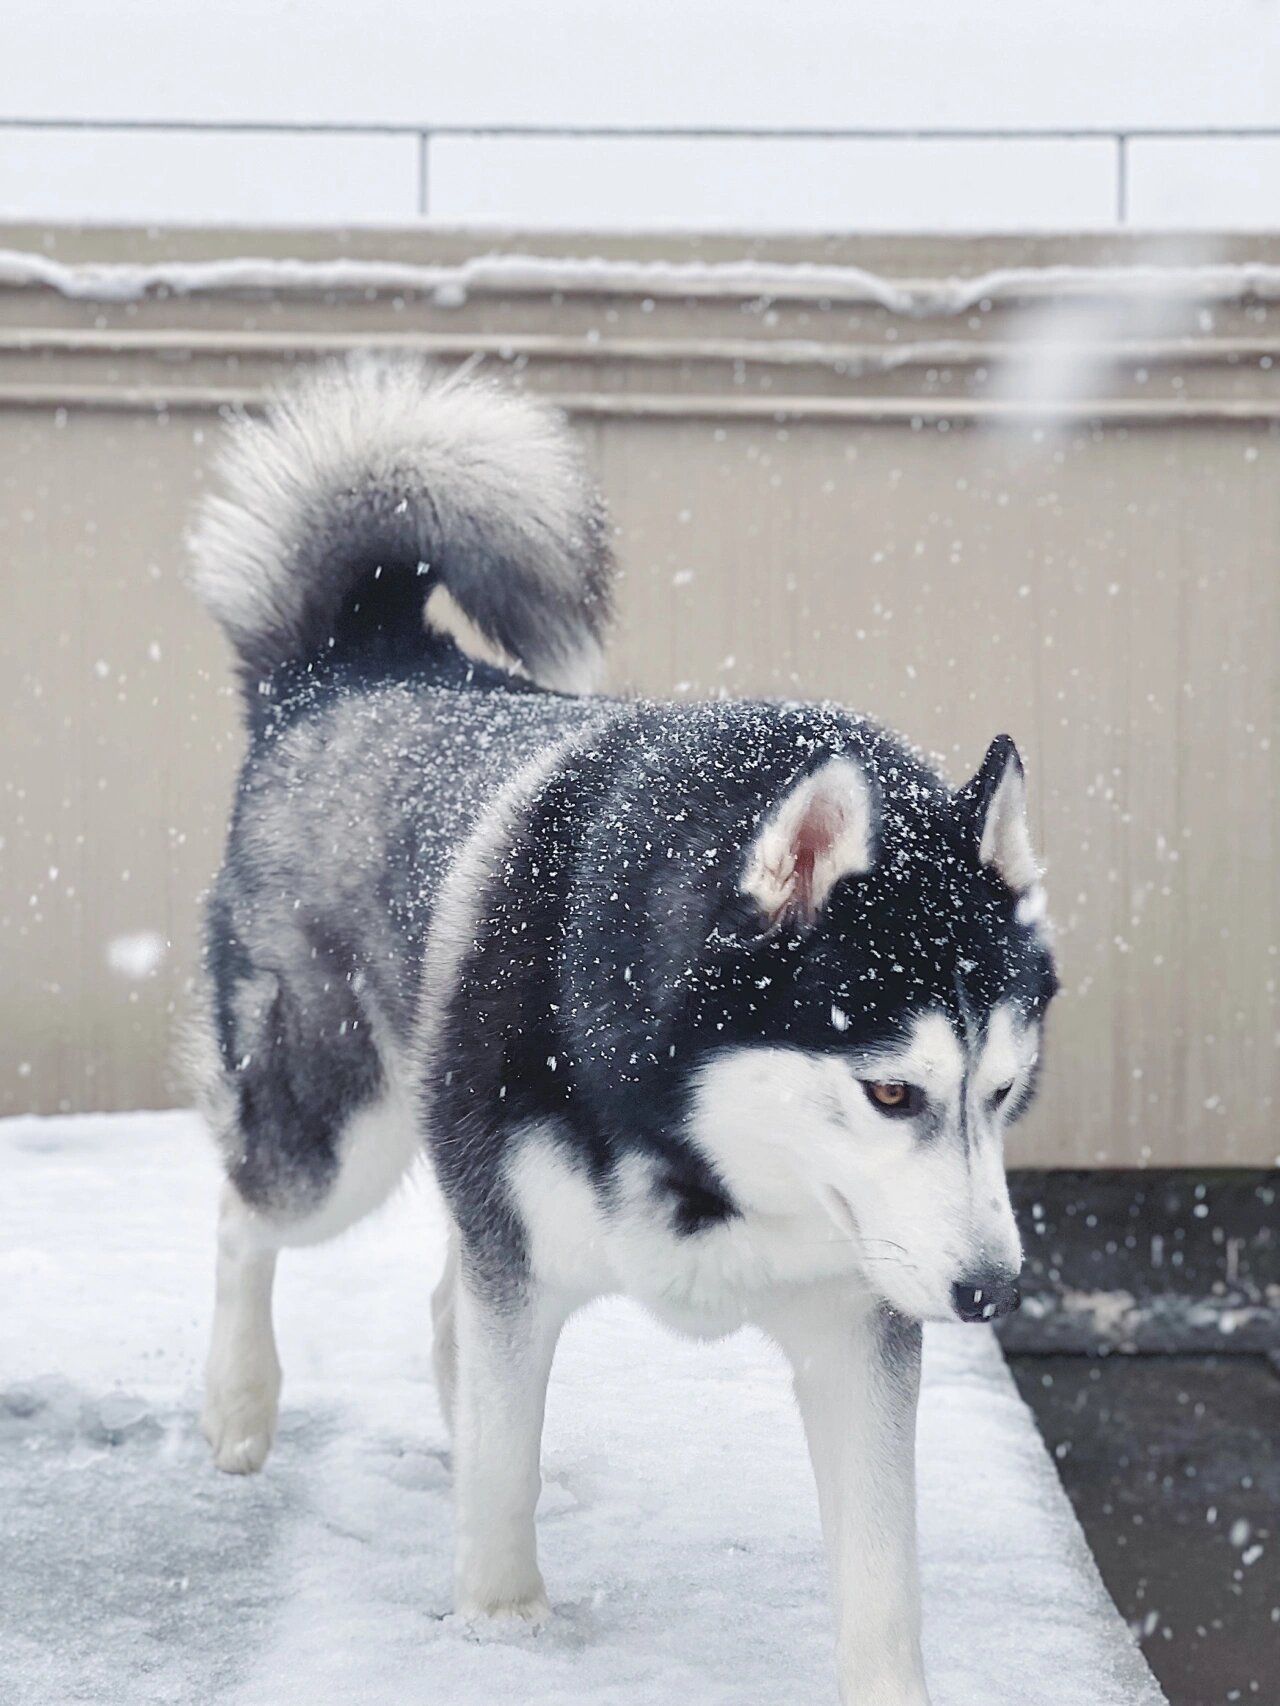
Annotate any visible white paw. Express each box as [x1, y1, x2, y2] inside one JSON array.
[[201, 1370, 280, 1475], [455, 1568, 551, 1627], [457, 1591, 551, 1627]]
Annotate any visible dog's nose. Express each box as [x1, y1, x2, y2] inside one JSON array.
[[951, 1276, 1021, 1323]]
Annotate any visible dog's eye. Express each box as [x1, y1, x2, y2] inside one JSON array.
[[990, 1081, 1016, 1109], [862, 1081, 923, 1118]]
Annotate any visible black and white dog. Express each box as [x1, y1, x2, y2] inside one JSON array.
[[191, 359, 1057, 1706]]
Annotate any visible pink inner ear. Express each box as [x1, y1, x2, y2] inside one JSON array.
[[790, 790, 843, 921]]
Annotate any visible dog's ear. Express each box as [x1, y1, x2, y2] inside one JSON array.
[[741, 756, 877, 928], [958, 735, 1040, 895]]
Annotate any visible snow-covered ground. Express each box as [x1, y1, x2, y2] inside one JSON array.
[[0, 1112, 1165, 1706]]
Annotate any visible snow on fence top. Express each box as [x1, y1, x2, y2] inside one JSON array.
[[4, 245, 1280, 315]]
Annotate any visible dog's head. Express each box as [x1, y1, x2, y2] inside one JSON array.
[[688, 733, 1057, 1325]]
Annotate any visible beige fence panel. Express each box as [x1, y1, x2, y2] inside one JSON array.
[[1, 226, 1277, 1166]]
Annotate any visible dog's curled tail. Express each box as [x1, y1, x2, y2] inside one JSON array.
[[188, 357, 614, 697]]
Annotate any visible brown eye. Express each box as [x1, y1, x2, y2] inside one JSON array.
[[862, 1080, 922, 1117], [871, 1082, 907, 1108]]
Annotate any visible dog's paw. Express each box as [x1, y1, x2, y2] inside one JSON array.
[[459, 1591, 551, 1626], [200, 1376, 280, 1475], [455, 1567, 551, 1628]]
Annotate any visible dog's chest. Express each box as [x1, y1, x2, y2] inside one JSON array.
[[506, 1130, 864, 1336]]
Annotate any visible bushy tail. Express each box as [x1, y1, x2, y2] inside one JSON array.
[[188, 357, 614, 697]]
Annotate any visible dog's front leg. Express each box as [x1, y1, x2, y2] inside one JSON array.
[[451, 1263, 566, 1621], [759, 1288, 929, 1706]]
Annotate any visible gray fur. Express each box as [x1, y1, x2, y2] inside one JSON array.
[[200, 668, 591, 1217], [188, 357, 614, 693]]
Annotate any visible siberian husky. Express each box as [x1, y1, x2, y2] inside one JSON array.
[[191, 358, 1057, 1706]]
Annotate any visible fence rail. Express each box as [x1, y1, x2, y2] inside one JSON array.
[[7, 119, 1280, 224]]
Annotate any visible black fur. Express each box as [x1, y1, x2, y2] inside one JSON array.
[[424, 698, 1057, 1278]]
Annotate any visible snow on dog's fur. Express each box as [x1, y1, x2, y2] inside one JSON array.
[[188, 358, 1057, 1706]]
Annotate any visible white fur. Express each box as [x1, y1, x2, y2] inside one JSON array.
[[421, 581, 606, 694], [280, 1061, 423, 1247], [496, 1122, 928, 1699], [973, 1003, 1037, 1101], [506, 1134, 848, 1338], [450, 1275, 569, 1621], [1015, 882, 1049, 926], [201, 1183, 281, 1474], [756, 1286, 929, 1706], [741, 756, 876, 924], [505, 1135, 617, 1301], [686, 1006, 1034, 1324], [978, 753, 1040, 895], [430, 1228, 461, 1436]]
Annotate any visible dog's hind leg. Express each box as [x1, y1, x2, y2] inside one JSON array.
[[197, 989, 422, 1474], [451, 1264, 569, 1621], [201, 1181, 283, 1474]]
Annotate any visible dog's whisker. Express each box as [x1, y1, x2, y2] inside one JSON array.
[[789, 1237, 920, 1272]]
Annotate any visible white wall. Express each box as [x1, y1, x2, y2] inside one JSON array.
[[3, 0, 1280, 230]]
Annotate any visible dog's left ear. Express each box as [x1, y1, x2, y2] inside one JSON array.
[[958, 734, 1040, 895], [741, 756, 877, 928]]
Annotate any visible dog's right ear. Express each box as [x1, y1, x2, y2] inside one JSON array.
[[740, 756, 877, 929]]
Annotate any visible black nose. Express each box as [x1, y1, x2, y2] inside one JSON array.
[[952, 1276, 1021, 1323]]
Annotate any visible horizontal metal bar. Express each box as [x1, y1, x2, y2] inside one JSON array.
[[2, 379, 1277, 424], [5, 117, 1280, 143]]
